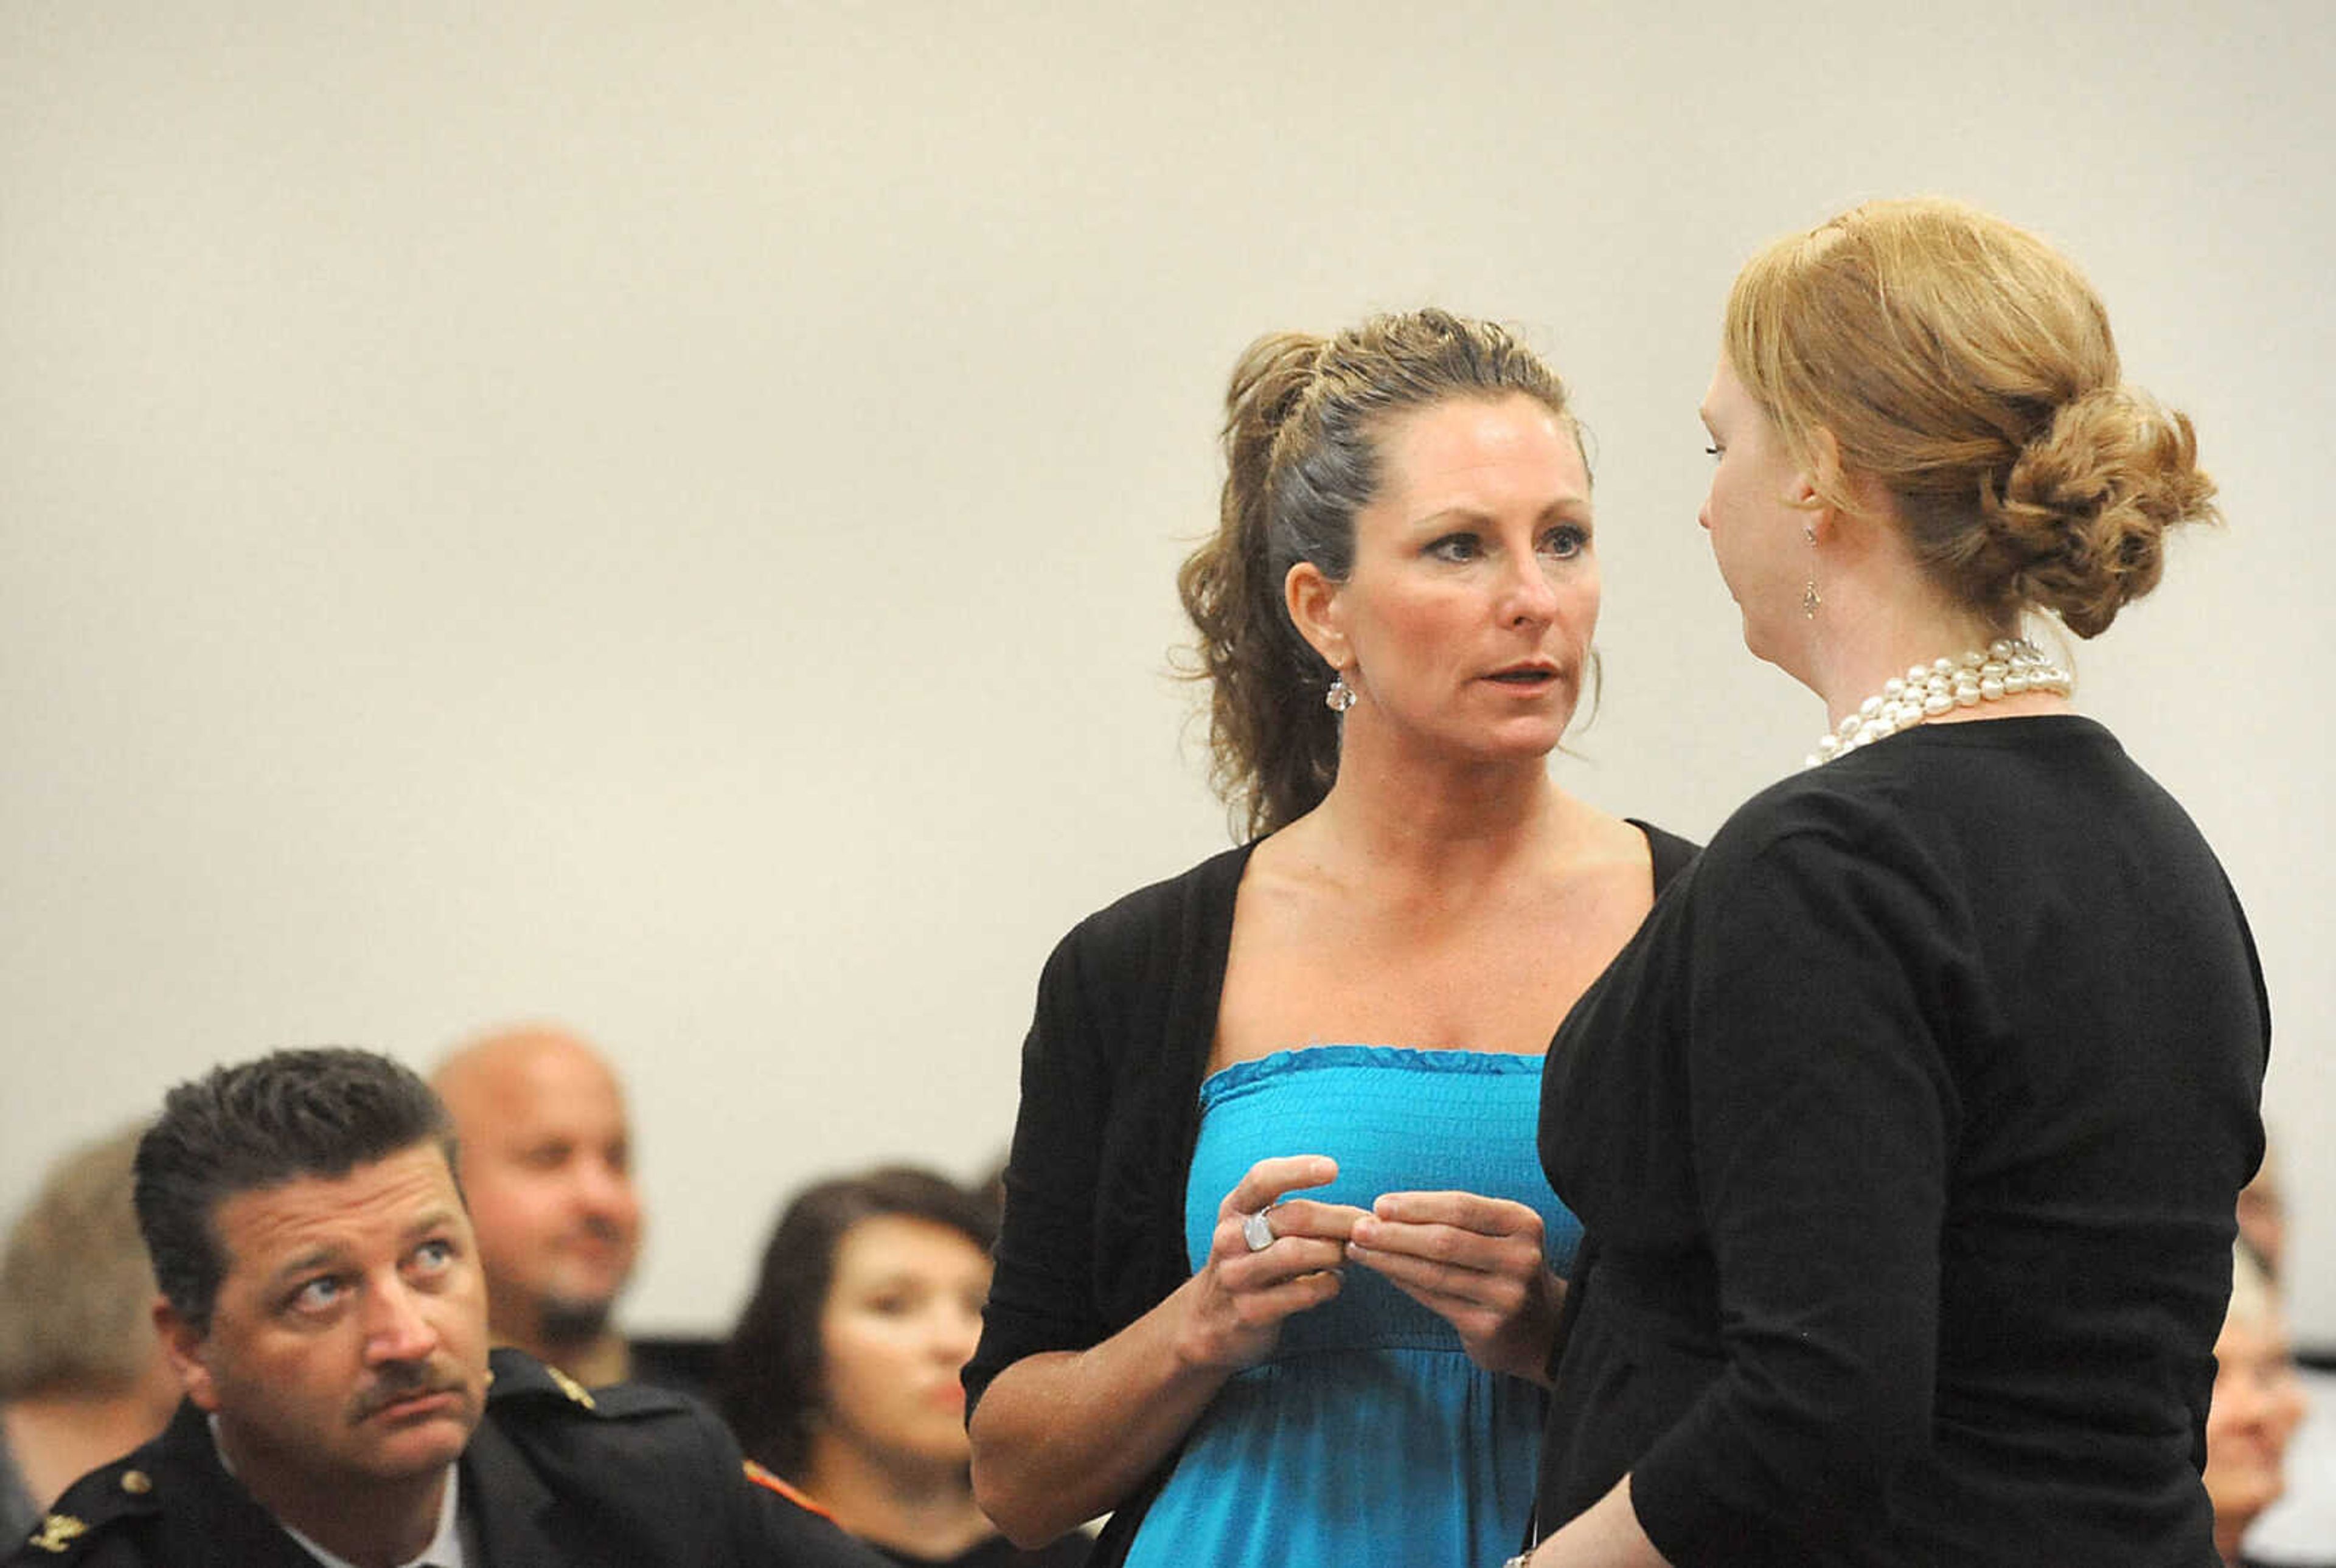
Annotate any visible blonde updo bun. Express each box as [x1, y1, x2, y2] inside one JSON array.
[[1980, 387, 2220, 637], [1726, 197, 2219, 638]]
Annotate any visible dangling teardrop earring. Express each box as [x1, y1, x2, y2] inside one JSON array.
[[1325, 675, 1358, 713], [1801, 524, 1821, 618]]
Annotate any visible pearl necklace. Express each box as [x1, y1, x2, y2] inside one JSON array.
[[1807, 637, 2072, 768]]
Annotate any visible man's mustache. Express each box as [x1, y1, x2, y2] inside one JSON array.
[[349, 1362, 468, 1422]]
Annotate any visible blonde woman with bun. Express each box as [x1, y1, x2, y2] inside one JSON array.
[[1524, 199, 2270, 1566]]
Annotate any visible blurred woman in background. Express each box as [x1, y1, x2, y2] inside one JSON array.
[[721, 1167, 1085, 1568]]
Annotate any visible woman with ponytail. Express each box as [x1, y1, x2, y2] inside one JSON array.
[[1524, 200, 2269, 1567], [964, 309, 1693, 1567]]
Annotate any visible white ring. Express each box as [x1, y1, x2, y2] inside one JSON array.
[[1242, 1209, 1276, 1252]]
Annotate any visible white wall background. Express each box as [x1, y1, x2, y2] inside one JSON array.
[[5, 2, 2331, 1340]]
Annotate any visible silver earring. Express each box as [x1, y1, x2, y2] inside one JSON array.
[[1801, 524, 1821, 618], [1325, 675, 1357, 713]]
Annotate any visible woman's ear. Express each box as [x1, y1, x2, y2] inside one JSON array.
[[1804, 425, 1899, 537], [1795, 426, 1840, 519], [1285, 561, 1349, 672]]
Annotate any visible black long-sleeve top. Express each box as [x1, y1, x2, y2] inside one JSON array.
[[1537, 716, 2269, 1566]]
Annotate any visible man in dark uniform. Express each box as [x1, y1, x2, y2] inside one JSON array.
[[9, 1047, 883, 1568]]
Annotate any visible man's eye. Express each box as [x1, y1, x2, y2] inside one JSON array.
[[291, 1276, 345, 1313], [412, 1238, 456, 1272]]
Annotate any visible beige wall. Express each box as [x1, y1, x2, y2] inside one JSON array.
[[5, 2, 2330, 1337]]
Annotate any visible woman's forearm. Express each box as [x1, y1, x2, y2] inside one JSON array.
[[967, 1275, 1238, 1545], [1529, 1476, 1672, 1568], [973, 1157, 1355, 1543]]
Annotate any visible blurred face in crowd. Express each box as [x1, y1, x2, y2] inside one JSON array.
[[2237, 1162, 2286, 1277], [155, 1143, 491, 1507], [2206, 1290, 2309, 1560], [815, 1215, 991, 1474], [436, 1031, 642, 1346]]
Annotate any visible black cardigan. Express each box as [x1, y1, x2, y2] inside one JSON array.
[[967, 823, 1698, 1562]]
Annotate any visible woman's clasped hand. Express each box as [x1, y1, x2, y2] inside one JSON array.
[[1346, 1188, 1562, 1386], [1183, 1157, 1357, 1371], [1187, 1156, 1563, 1387]]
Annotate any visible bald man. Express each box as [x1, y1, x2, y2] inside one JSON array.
[[434, 1025, 645, 1388]]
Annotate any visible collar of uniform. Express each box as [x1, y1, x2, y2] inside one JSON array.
[[451, 1402, 558, 1566], [209, 1413, 467, 1568]]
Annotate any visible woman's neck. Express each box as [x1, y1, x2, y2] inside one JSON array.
[[1795, 513, 2070, 732], [1305, 729, 1569, 886], [799, 1435, 996, 1559]]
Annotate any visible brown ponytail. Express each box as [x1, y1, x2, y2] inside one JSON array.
[[1177, 308, 1576, 838]]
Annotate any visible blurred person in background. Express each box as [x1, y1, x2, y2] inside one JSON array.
[[12, 1047, 879, 1568], [434, 1022, 655, 1389], [0, 1125, 180, 1542], [722, 1168, 1086, 1568], [2237, 1143, 2286, 1280], [2209, 1243, 2310, 1566]]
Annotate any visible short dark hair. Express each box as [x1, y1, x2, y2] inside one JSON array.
[[718, 1166, 996, 1478], [134, 1047, 456, 1334]]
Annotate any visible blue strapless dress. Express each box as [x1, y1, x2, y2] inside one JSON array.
[[1124, 1046, 1579, 1568]]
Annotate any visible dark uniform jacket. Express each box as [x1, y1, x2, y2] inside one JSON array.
[[9, 1348, 886, 1567]]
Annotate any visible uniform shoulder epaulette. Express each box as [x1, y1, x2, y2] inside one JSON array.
[[16, 1453, 161, 1559], [484, 1348, 697, 1423]]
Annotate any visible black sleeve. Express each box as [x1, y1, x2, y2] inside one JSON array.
[[964, 921, 1116, 1414], [1629, 817, 1703, 896], [624, 1382, 892, 1567], [1630, 826, 1962, 1562], [622, 1389, 807, 1568]]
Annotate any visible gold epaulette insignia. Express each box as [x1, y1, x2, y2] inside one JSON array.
[[27, 1513, 88, 1553], [546, 1364, 597, 1409]]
